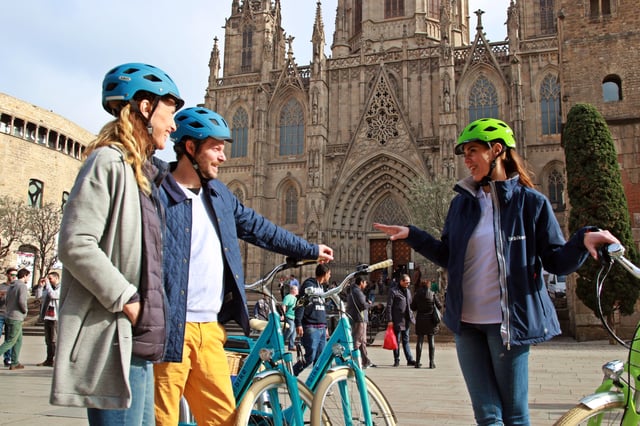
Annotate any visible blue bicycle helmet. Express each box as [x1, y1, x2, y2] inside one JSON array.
[[102, 62, 184, 116], [171, 107, 233, 145]]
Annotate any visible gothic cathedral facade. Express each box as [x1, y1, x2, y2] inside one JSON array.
[[203, 0, 640, 318]]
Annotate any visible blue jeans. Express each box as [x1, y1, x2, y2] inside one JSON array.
[[284, 317, 296, 349], [393, 327, 414, 363], [0, 317, 13, 364], [87, 356, 155, 426], [455, 323, 530, 426], [293, 325, 326, 376]]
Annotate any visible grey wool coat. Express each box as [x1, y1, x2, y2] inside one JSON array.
[[51, 146, 142, 409]]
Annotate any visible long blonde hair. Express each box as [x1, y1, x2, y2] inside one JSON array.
[[84, 104, 154, 194]]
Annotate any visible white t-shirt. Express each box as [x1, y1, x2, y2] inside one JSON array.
[[179, 185, 225, 322], [461, 189, 502, 324]]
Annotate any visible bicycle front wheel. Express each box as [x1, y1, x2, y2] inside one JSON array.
[[311, 368, 396, 425], [554, 401, 626, 425], [235, 373, 314, 425]]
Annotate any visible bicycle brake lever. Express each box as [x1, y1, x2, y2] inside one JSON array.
[[597, 244, 614, 266], [355, 264, 369, 273]]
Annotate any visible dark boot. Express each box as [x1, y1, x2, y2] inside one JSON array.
[[428, 335, 436, 368], [415, 336, 423, 368]]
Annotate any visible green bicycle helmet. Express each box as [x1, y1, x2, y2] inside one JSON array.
[[455, 118, 516, 155]]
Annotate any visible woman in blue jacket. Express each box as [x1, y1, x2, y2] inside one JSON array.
[[374, 118, 619, 426]]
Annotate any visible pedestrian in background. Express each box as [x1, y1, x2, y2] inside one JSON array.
[[346, 275, 375, 368], [281, 284, 299, 350], [0, 268, 16, 366], [386, 273, 416, 367], [0, 267, 30, 370], [374, 117, 620, 425], [37, 271, 60, 367], [411, 279, 441, 369], [293, 264, 332, 376], [50, 62, 184, 426]]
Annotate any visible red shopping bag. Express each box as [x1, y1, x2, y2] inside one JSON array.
[[382, 324, 398, 350]]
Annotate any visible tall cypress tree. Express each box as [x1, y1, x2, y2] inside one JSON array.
[[563, 103, 639, 316]]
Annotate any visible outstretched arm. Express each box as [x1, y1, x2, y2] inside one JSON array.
[[373, 223, 409, 241]]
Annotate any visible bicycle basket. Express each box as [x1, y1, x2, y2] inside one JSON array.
[[225, 351, 247, 376]]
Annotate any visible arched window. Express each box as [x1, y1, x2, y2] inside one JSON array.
[[385, 0, 404, 18], [603, 75, 622, 102], [548, 169, 565, 211], [0, 114, 10, 133], [285, 187, 298, 224], [231, 108, 248, 158], [540, 74, 561, 135], [62, 191, 69, 211], [590, 0, 611, 18], [468, 77, 498, 122], [28, 179, 44, 208], [540, 0, 555, 34], [242, 28, 253, 72], [428, 0, 440, 19], [279, 99, 304, 156], [354, 0, 362, 36]]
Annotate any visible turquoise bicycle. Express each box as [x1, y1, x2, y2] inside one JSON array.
[[232, 258, 319, 424], [555, 243, 640, 425], [301, 259, 397, 425], [179, 258, 318, 425], [179, 258, 396, 425]]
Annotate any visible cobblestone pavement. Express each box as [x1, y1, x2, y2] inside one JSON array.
[[0, 334, 626, 425]]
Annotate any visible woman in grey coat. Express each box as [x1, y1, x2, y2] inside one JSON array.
[[50, 63, 184, 426]]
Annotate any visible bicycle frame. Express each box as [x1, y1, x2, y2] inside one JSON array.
[[304, 305, 374, 423], [188, 258, 392, 425], [227, 258, 317, 425], [300, 259, 393, 425], [573, 243, 640, 425]]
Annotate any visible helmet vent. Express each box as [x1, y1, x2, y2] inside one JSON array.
[[122, 67, 140, 75], [190, 121, 205, 129], [143, 74, 162, 83]]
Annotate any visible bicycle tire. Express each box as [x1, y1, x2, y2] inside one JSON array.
[[311, 368, 397, 425], [553, 401, 626, 425], [235, 373, 315, 425]]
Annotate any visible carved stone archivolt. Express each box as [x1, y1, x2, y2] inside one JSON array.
[[331, 155, 418, 232]]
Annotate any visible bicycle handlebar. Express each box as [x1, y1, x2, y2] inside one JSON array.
[[600, 243, 640, 279], [304, 259, 393, 301], [245, 257, 318, 292]]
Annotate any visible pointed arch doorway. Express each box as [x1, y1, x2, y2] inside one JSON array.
[[369, 238, 411, 288]]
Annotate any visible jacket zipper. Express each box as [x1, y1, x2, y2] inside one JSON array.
[[489, 182, 511, 349]]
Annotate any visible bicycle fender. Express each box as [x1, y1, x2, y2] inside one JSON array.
[[579, 391, 625, 409], [327, 365, 353, 374], [252, 369, 285, 382]]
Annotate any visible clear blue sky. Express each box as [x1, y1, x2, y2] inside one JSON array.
[[1, 0, 509, 138]]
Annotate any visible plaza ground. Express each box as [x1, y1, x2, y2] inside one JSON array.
[[0, 332, 626, 425]]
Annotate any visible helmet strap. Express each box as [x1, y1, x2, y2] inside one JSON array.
[[145, 98, 161, 136], [129, 97, 160, 136], [479, 144, 505, 187], [183, 140, 209, 186]]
